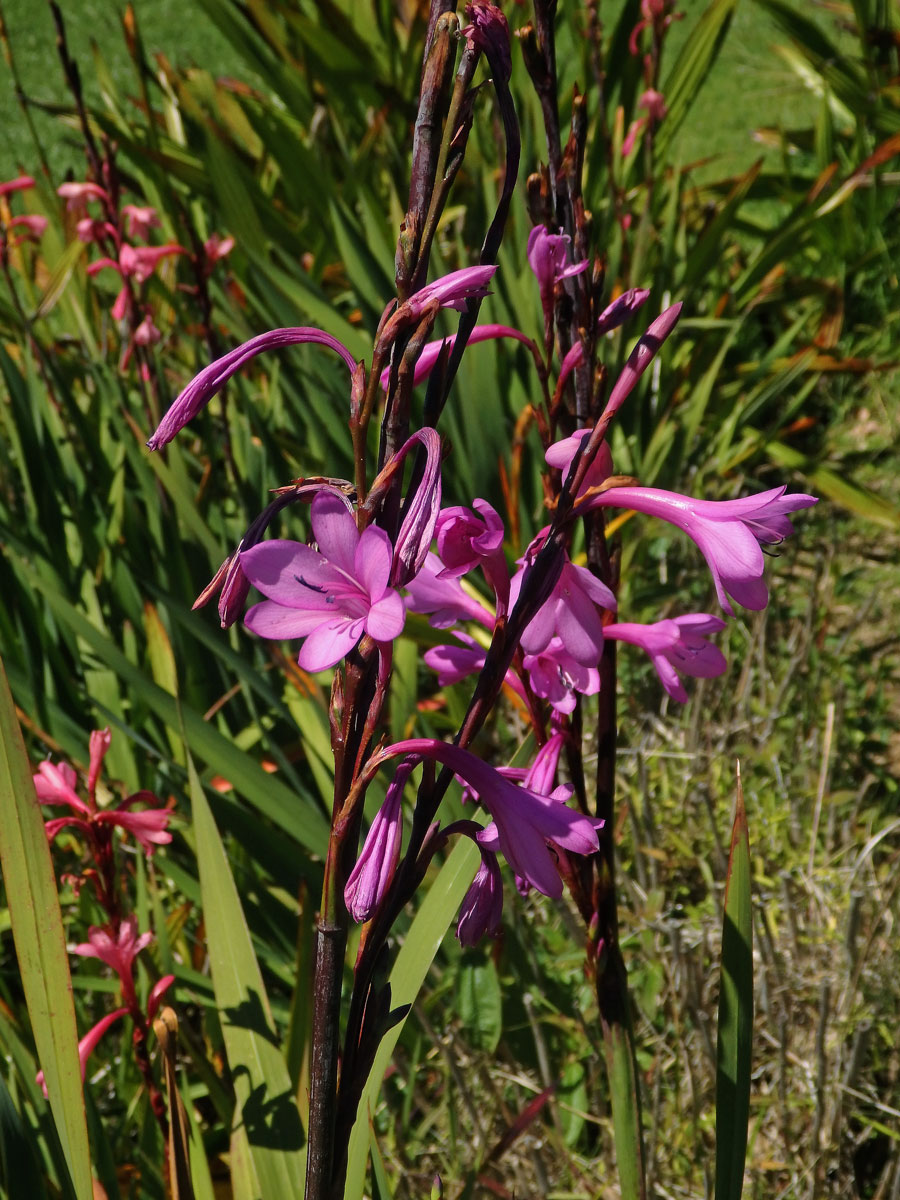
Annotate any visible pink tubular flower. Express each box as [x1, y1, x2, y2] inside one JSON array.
[[423, 636, 529, 704], [604, 302, 682, 422], [379, 324, 534, 392], [436, 499, 509, 607], [523, 637, 601, 714], [8, 214, 47, 240], [383, 429, 443, 586], [118, 243, 184, 283], [528, 226, 588, 338], [76, 217, 115, 244], [147, 326, 356, 450], [457, 850, 504, 945], [546, 429, 613, 498], [241, 491, 406, 671], [34, 729, 172, 853], [511, 557, 616, 667], [134, 312, 162, 346], [404, 551, 495, 630], [57, 181, 108, 214], [38, 1008, 128, 1098], [375, 739, 603, 898], [407, 265, 497, 318], [203, 232, 234, 265], [605, 614, 727, 702], [462, 2, 512, 84], [74, 916, 153, 1004], [122, 204, 161, 240], [582, 485, 818, 614], [0, 175, 35, 197], [344, 760, 412, 921]]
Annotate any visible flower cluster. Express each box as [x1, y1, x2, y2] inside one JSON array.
[[149, 228, 815, 948]]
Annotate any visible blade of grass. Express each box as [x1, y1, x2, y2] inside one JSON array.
[[0, 654, 93, 1200], [715, 765, 753, 1200], [189, 754, 306, 1198]]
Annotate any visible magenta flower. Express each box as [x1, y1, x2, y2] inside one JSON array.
[[74, 916, 153, 1004], [203, 232, 234, 266], [404, 551, 495, 630], [605, 614, 727, 702], [383, 429, 443, 586], [528, 225, 588, 339], [457, 851, 504, 945], [523, 637, 601, 714], [375, 739, 602, 898], [545, 429, 613, 498], [344, 760, 412, 921], [582, 484, 817, 614], [379, 324, 534, 392], [57, 180, 108, 216], [424, 636, 529, 704], [435, 499, 509, 607], [461, 2, 512, 84], [604, 302, 682, 422], [241, 491, 406, 671], [148, 326, 356, 450], [511, 556, 616, 667], [8, 214, 48, 242], [408, 264, 497, 317], [122, 204, 161, 240]]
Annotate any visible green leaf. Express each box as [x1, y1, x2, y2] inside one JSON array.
[[715, 769, 753, 1200], [0, 1068, 47, 1199], [189, 756, 306, 1199], [657, 0, 739, 161], [0, 655, 93, 1200], [606, 1011, 646, 1200], [455, 955, 502, 1054]]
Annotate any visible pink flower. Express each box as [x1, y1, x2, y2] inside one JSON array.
[[523, 637, 601, 714], [134, 312, 162, 346], [344, 760, 412, 921], [435, 499, 509, 606], [148, 326, 356, 450], [57, 181, 108, 217], [375, 739, 603, 898], [511, 557, 616, 667], [76, 217, 115, 243], [457, 851, 504, 945], [34, 730, 172, 854], [242, 491, 406, 671], [74, 916, 154, 1004], [527, 226, 588, 295], [379, 324, 533, 392], [404, 552, 495, 630], [37, 1008, 128, 1098], [0, 175, 35, 198], [583, 485, 818, 614], [545, 429, 613, 498], [408, 265, 497, 317], [605, 614, 727, 702], [203, 232, 234, 264], [122, 204, 161, 240], [8, 214, 47, 240], [462, 2, 512, 84], [639, 88, 668, 124], [382, 429, 443, 587], [118, 243, 183, 283]]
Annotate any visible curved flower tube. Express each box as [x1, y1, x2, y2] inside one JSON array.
[[605, 614, 727, 702], [148, 327, 357, 450], [373, 739, 602, 898], [379, 324, 535, 392], [580, 484, 817, 614]]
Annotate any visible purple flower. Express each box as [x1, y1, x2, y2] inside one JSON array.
[[344, 761, 411, 921], [545, 429, 613, 499], [605, 614, 727, 702], [435, 499, 509, 607], [407, 265, 497, 319], [528, 226, 588, 340], [404, 552, 495, 630], [462, 2, 512, 82], [376, 739, 603, 898], [457, 851, 504, 945], [424, 636, 529, 703], [582, 484, 818, 615], [241, 492, 406, 670], [147, 327, 357, 450], [596, 287, 652, 336], [379, 324, 533, 392], [511, 557, 616, 667], [523, 637, 602, 714]]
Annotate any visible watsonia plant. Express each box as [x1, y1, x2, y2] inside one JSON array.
[[4, 0, 896, 1197]]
